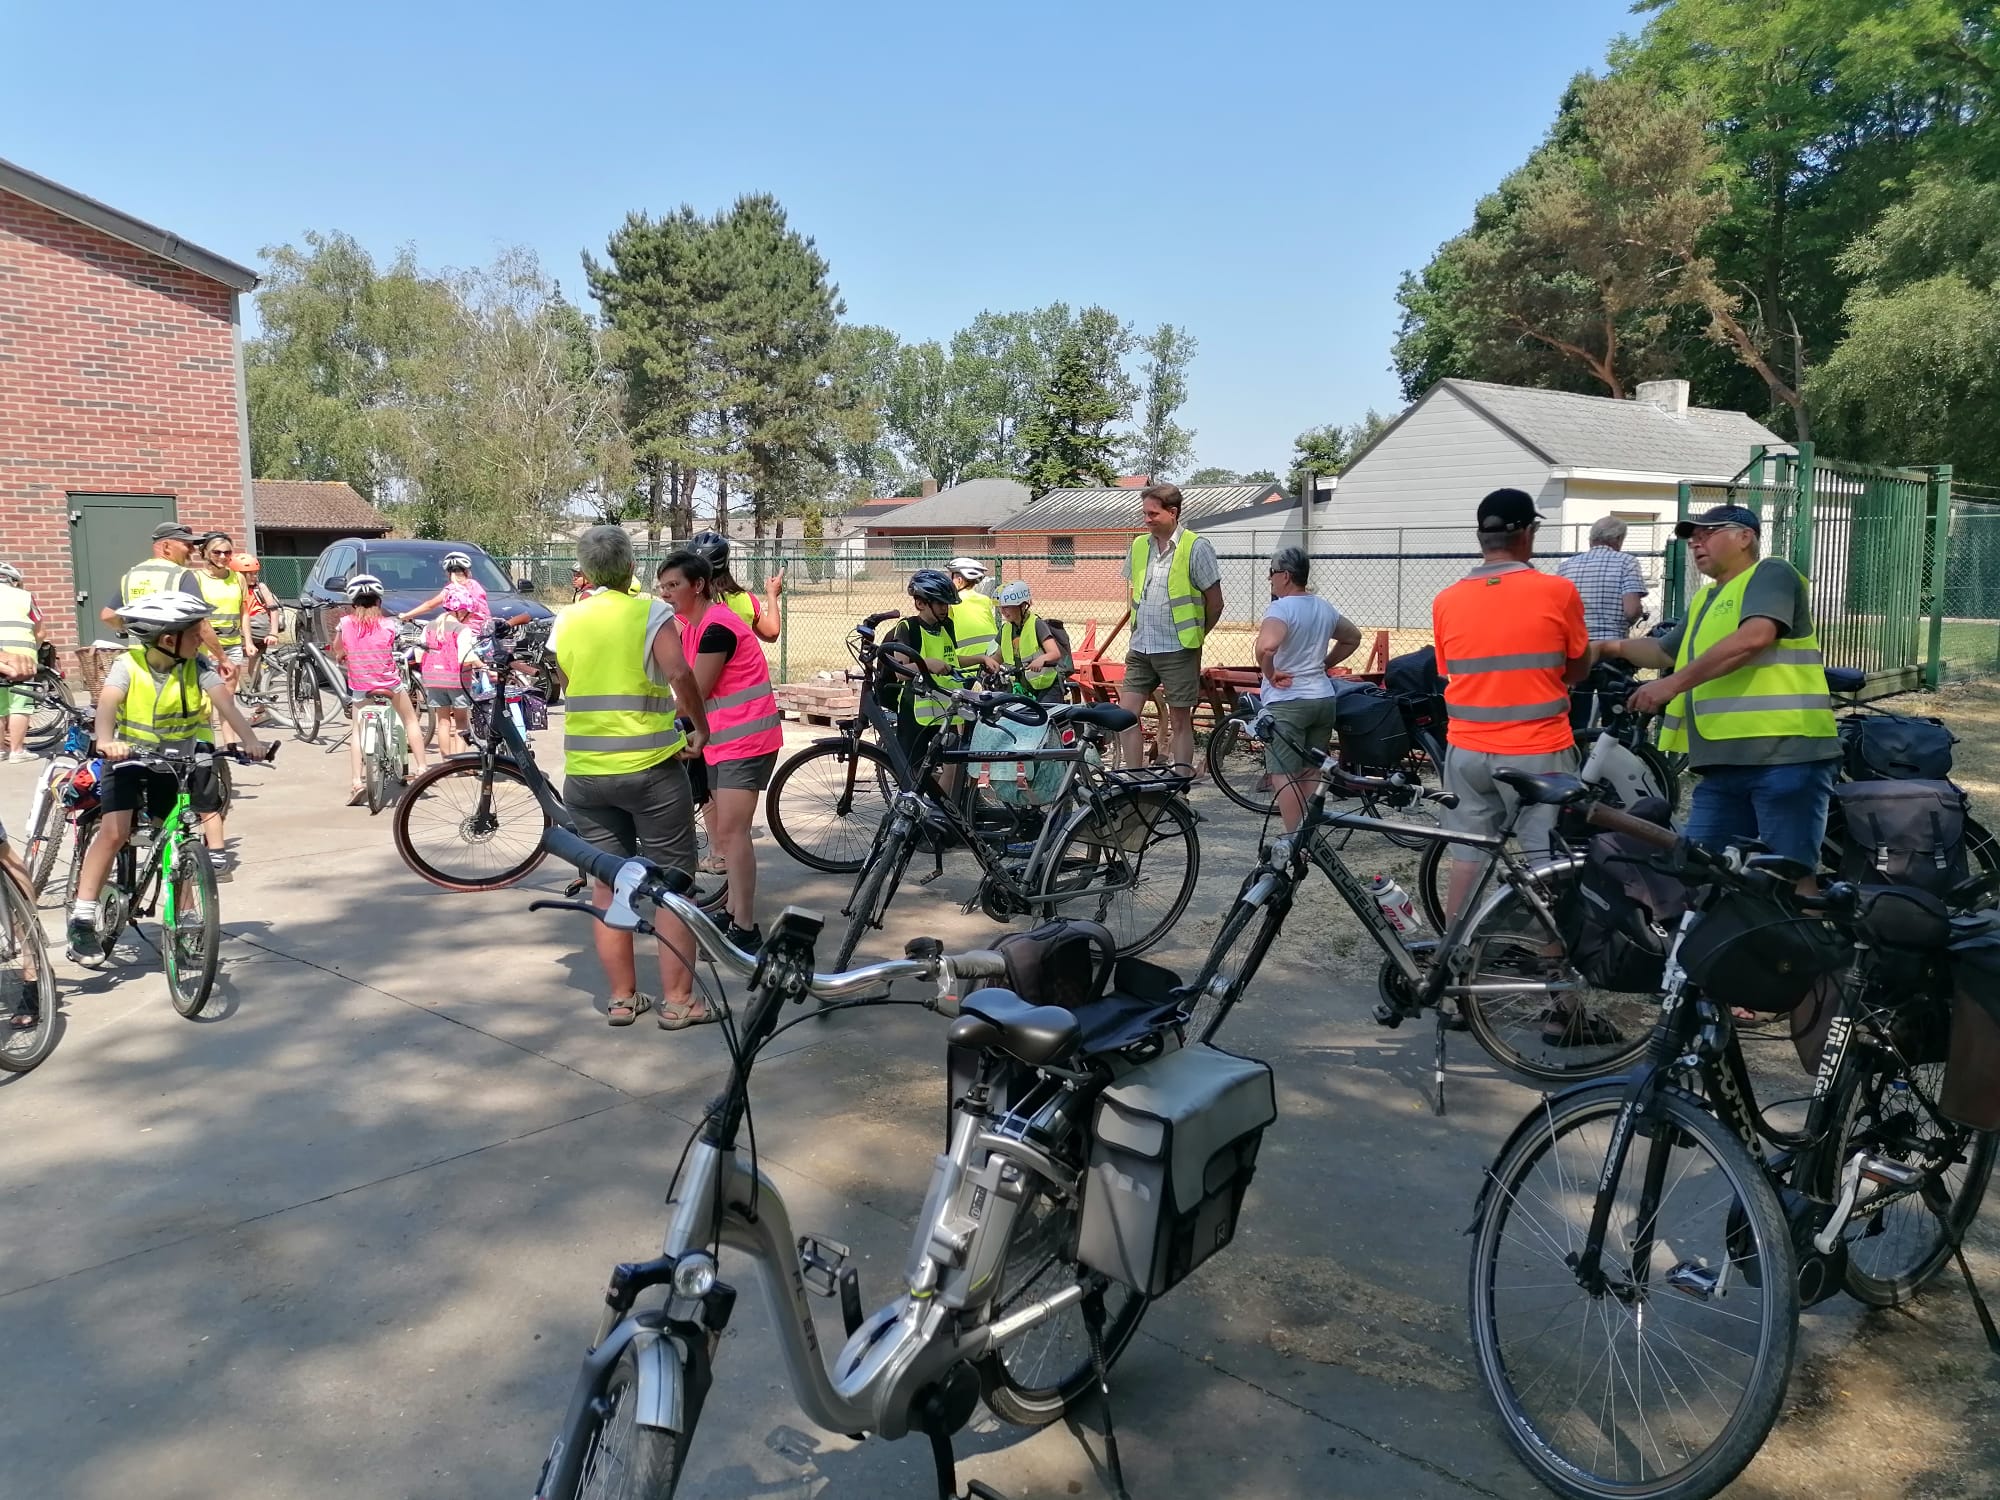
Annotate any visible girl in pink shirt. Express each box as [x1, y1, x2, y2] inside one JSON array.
[[329, 576, 429, 803]]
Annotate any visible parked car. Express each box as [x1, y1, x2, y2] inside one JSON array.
[[293, 537, 556, 650]]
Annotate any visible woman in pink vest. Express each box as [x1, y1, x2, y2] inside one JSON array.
[[656, 549, 784, 954]]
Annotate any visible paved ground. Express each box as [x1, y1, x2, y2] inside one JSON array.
[[3, 715, 1996, 1500]]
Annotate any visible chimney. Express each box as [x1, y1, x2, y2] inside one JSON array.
[[920, 479, 939, 497], [1114, 474, 1151, 489], [1635, 379, 1690, 419]]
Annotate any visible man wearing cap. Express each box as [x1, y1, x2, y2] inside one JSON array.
[[102, 522, 232, 679], [1432, 489, 1589, 921], [1600, 504, 1839, 867]]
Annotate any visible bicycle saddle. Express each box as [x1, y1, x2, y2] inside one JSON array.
[[1491, 768, 1589, 806], [1048, 702, 1137, 734], [948, 987, 1081, 1067], [1825, 666, 1866, 695]]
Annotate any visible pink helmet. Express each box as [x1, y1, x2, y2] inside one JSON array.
[[442, 583, 479, 614]]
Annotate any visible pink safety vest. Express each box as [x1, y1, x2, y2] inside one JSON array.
[[338, 613, 400, 695], [421, 619, 472, 689], [698, 600, 783, 764]]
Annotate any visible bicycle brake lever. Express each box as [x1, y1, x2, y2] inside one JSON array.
[[527, 898, 658, 936]]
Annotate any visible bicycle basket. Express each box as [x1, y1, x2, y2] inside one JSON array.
[[1676, 891, 1848, 1014]]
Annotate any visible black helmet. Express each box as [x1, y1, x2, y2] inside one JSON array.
[[688, 530, 730, 566], [908, 568, 957, 606]]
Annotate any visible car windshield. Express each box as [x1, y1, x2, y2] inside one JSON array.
[[361, 547, 513, 595]]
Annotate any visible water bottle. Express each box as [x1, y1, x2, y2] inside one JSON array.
[[1369, 874, 1424, 941]]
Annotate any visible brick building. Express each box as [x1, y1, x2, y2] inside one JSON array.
[[0, 156, 259, 647]]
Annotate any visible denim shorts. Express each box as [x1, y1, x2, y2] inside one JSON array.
[[1682, 758, 1840, 868]]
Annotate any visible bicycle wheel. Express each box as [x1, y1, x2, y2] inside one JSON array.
[[977, 1176, 1147, 1426], [394, 759, 550, 891], [288, 655, 326, 743], [164, 842, 221, 1018], [365, 732, 389, 816], [1179, 873, 1292, 1044], [831, 822, 915, 973], [1469, 1084, 1798, 1500], [213, 752, 234, 815], [570, 1342, 688, 1500], [691, 810, 728, 916], [1036, 790, 1199, 957], [1455, 866, 1655, 1082], [1632, 739, 1680, 816], [1416, 837, 1451, 931], [23, 667, 74, 752], [0, 862, 59, 1074], [1205, 717, 1277, 816], [23, 782, 68, 897], [765, 740, 898, 873], [1825, 1054, 1997, 1307]]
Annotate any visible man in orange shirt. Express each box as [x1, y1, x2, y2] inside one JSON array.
[[1432, 489, 1589, 921]]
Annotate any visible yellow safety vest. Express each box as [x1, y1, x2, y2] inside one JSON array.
[[1656, 561, 1837, 753], [554, 591, 686, 776], [950, 590, 998, 660], [723, 589, 758, 628], [120, 557, 191, 607], [196, 570, 247, 649], [998, 611, 1058, 691], [909, 620, 959, 727], [0, 585, 36, 656], [1129, 529, 1207, 649], [115, 648, 213, 746]]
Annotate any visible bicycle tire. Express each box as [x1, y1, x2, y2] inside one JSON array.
[[1823, 1055, 1997, 1308], [831, 822, 915, 974], [1205, 717, 1277, 817], [1631, 738, 1680, 816], [977, 1176, 1147, 1426], [24, 782, 68, 896], [393, 758, 550, 891], [1469, 1084, 1798, 1500], [0, 861, 59, 1074], [570, 1342, 688, 1500], [288, 654, 324, 743], [164, 842, 221, 1019], [1179, 872, 1292, 1044], [1454, 866, 1655, 1083], [23, 667, 74, 752], [365, 736, 388, 815], [213, 752, 233, 815], [766, 740, 898, 873], [1036, 790, 1198, 957]]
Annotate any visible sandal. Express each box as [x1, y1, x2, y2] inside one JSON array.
[[698, 854, 728, 876], [607, 993, 653, 1027], [347, 782, 367, 807], [657, 996, 718, 1031]]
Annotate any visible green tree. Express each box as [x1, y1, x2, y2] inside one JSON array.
[[1020, 324, 1127, 495], [885, 338, 991, 489], [1285, 412, 1390, 496], [1186, 466, 1241, 485], [1126, 323, 1197, 480]]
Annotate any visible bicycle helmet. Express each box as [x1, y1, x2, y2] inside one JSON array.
[[908, 568, 958, 606], [442, 551, 473, 573], [116, 591, 213, 640], [233, 553, 261, 574], [441, 583, 479, 614], [688, 530, 730, 566], [0, 563, 22, 586], [997, 580, 1032, 607], [345, 573, 386, 602], [947, 556, 986, 583]]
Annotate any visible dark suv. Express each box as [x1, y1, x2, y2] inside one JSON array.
[[293, 538, 555, 648]]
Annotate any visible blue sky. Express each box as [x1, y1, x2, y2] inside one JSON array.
[[5, 0, 1637, 478]]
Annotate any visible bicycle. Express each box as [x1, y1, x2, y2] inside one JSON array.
[[20, 661, 77, 754], [233, 642, 298, 732], [285, 639, 348, 745], [528, 824, 1269, 1500], [0, 821, 59, 1074], [831, 641, 1199, 971], [20, 692, 96, 899], [67, 743, 276, 1017], [352, 687, 411, 815], [1179, 714, 1657, 1098], [1467, 795, 1998, 1500]]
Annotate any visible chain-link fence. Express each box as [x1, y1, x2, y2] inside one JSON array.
[[1938, 485, 2000, 682]]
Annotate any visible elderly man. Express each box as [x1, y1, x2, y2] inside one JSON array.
[[554, 525, 712, 1031], [1599, 503, 1839, 867], [1256, 546, 1363, 830], [1119, 482, 1223, 776], [1558, 516, 1649, 641]]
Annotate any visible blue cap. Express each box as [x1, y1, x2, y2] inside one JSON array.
[[1675, 504, 1760, 538]]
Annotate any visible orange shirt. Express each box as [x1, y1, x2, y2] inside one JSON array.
[[1432, 561, 1586, 755]]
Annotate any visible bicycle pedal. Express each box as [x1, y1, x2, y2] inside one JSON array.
[[838, 1266, 864, 1336], [798, 1234, 849, 1297], [1371, 1000, 1405, 1029]]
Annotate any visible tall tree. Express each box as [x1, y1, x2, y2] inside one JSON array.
[[1127, 323, 1198, 480], [885, 339, 991, 489], [1020, 325, 1128, 495], [1286, 411, 1390, 496]]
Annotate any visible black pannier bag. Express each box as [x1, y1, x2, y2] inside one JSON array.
[[1942, 932, 2000, 1131], [1076, 1043, 1277, 1296], [1677, 888, 1848, 1014], [1839, 712, 1956, 782], [1334, 685, 1413, 772], [1569, 796, 1687, 993], [1385, 645, 1445, 701], [1832, 780, 1970, 897]]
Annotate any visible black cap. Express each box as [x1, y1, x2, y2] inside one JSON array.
[[151, 521, 196, 542], [1674, 503, 1760, 539], [1476, 488, 1543, 534]]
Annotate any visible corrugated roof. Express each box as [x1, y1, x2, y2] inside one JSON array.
[[0, 156, 259, 292], [252, 480, 391, 533], [1440, 379, 1783, 480], [861, 477, 1034, 530], [996, 483, 1289, 533]]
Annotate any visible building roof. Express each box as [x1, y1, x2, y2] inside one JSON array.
[[252, 480, 391, 534], [1353, 378, 1784, 483], [995, 483, 1290, 533], [0, 156, 259, 292], [861, 478, 1034, 531]]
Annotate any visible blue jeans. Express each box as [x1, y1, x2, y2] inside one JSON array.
[[1681, 759, 1839, 867]]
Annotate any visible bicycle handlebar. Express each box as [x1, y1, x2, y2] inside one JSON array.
[[109, 741, 277, 770]]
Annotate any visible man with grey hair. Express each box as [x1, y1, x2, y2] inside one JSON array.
[[1255, 546, 1363, 830], [1557, 515, 1648, 641], [554, 525, 713, 1030]]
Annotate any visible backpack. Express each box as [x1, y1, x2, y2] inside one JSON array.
[[1334, 686, 1413, 772], [1832, 779, 1969, 896], [1569, 796, 1687, 993], [1043, 617, 1075, 679], [1839, 713, 1956, 782]]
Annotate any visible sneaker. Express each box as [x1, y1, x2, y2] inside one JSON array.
[[208, 850, 235, 883], [726, 924, 763, 955], [66, 915, 101, 965]]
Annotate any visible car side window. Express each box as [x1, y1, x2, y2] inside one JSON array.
[[320, 545, 356, 591]]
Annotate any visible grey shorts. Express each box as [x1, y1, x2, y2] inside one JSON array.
[[709, 749, 778, 793], [563, 756, 697, 876], [1123, 648, 1203, 708], [1261, 696, 1342, 774], [1441, 743, 1580, 862], [427, 687, 471, 709]]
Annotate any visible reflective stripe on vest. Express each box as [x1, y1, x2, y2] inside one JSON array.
[[0, 585, 35, 655], [1435, 561, 1577, 748], [1129, 529, 1207, 648], [1656, 562, 1836, 753], [698, 603, 783, 760], [197, 570, 246, 647], [911, 621, 958, 726], [114, 648, 213, 746], [554, 592, 686, 774], [120, 558, 188, 606], [999, 612, 1058, 690], [951, 592, 998, 659]]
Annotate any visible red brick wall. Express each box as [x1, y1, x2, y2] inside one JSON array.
[[0, 189, 248, 646]]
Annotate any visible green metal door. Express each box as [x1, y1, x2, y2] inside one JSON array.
[[68, 493, 176, 643]]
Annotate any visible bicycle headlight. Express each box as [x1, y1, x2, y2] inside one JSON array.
[[671, 1251, 717, 1299]]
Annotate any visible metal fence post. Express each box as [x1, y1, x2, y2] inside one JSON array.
[[778, 538, 791, 685], [1925, 465, 1953, 689], [1790, 441, 1816, 577], [1667, 482, 1692, 616]]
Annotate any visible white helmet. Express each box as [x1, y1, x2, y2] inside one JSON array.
[[997, 580, 1032, 607], [117, 591, 213, 640], [0, 563, 22, 586], [442, 551, 473, 573], [346, 573, 386, 601], [947, 556, 986, 584]]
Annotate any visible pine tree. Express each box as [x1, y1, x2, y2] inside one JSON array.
[[1020, 327, 1126, 496]]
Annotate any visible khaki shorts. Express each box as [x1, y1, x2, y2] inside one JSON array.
[[1262, 696, 1342, 774], [1441, 744, 1579, 862], [563, 756, 698, 875], [1122, 648, 1203, 708]]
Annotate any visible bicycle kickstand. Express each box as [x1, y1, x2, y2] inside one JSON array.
[[1431, 1002, 1448, 1118]]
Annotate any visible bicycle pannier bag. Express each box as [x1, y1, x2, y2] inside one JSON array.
[[1942, 932, 2000, 1131], [1677, 890, 1847, 1014], [1570, 796, 1685, 993], [1839, 713, 1955, 782], [1077, 1043, 1276, 1296], [968, 715, 1070, 805], [1334, 686, 1412, 773], [1385, 646, 1445, 702], [1832, 780, 1969, 896]]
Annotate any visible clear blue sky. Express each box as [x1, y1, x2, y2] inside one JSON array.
[[5, 0, 1636, 478]]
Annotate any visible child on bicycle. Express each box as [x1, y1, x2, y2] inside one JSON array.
[[66, 593, 270, 960], [330, 573, 429, 803], [420, 584, 479, 758]]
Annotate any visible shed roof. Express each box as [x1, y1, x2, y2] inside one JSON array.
[[0, 156, 259, 292], [860, 478, 1034, 530], [996, 483, 1290, 533], [252, 480, 391, 534]]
